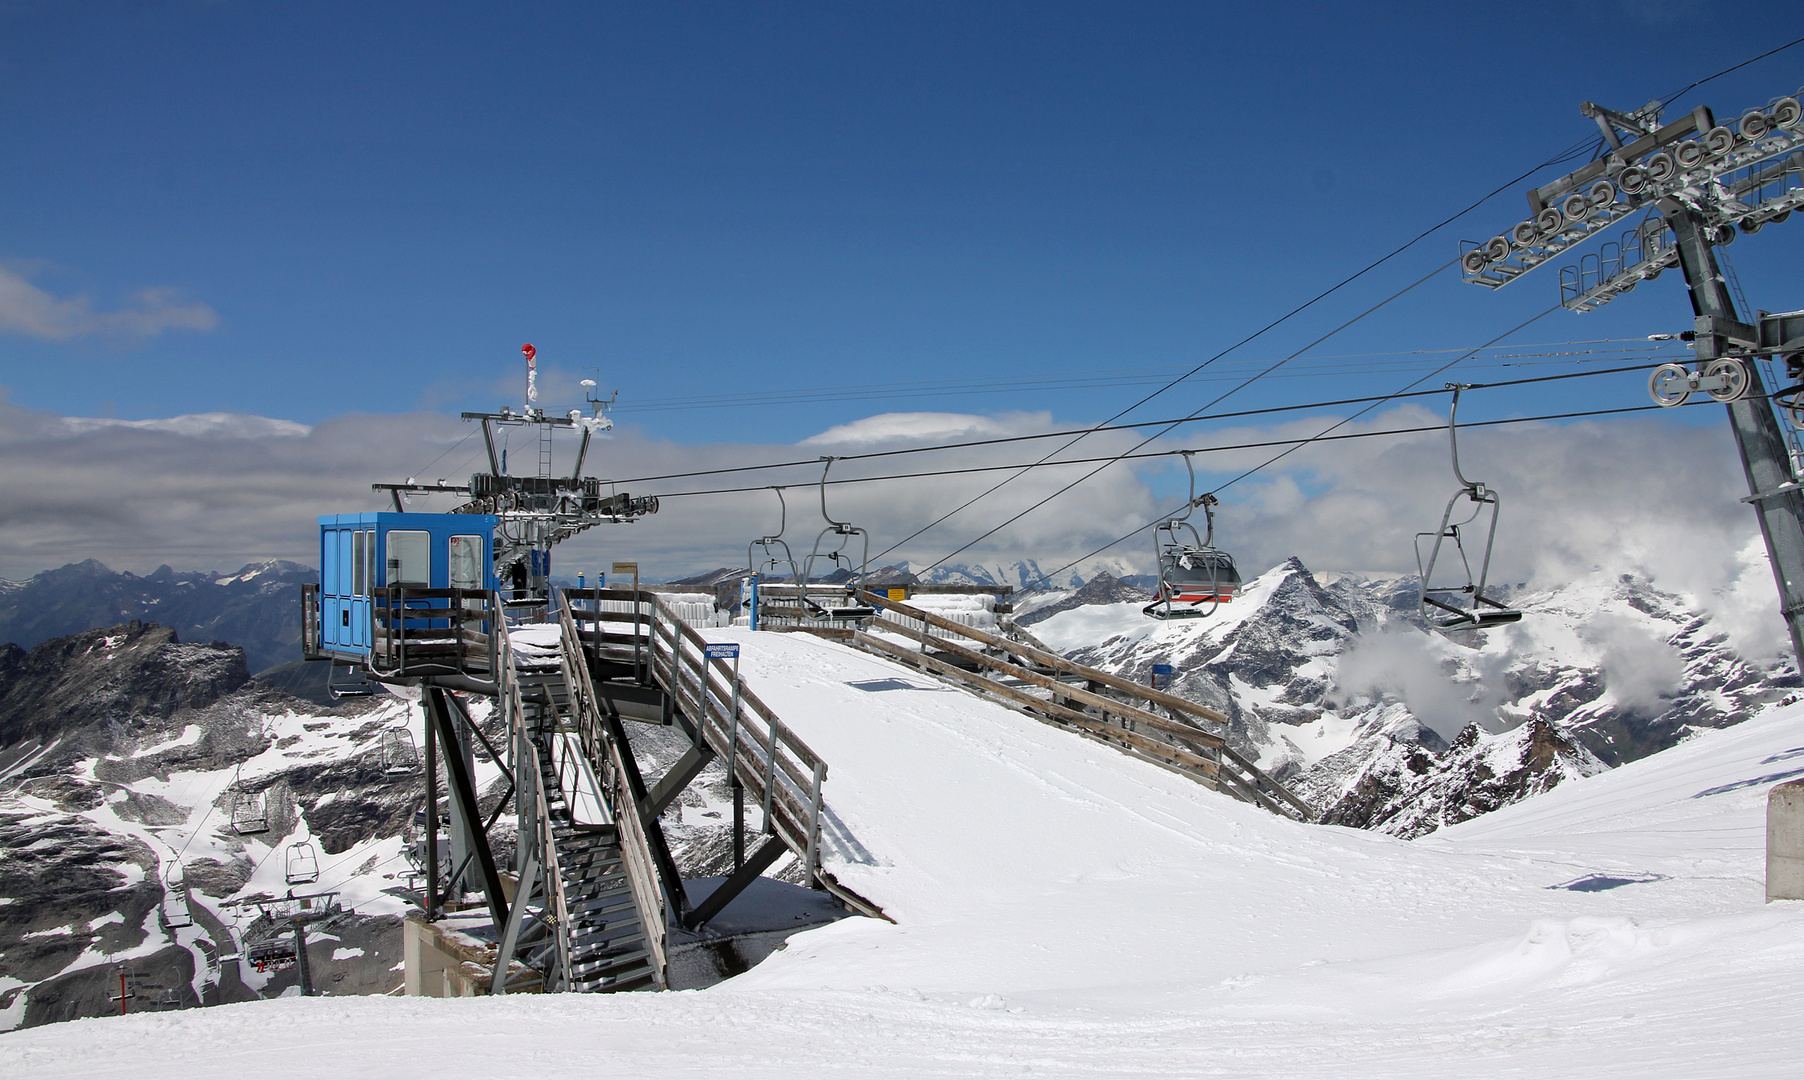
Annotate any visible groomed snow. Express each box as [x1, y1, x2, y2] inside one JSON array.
[[5, 630, 1802, 1077]]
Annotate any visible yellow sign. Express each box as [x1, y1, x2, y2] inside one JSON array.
[[888, 588, 908, 601]]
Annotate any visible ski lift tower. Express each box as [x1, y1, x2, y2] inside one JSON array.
[[374, 345, 658, 604], [1460, 88, 1804, 667]]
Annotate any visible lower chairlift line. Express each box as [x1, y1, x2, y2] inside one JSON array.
[[1415, 384, 1523, 632]]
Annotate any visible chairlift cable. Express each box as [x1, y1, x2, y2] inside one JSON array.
[[1016, 303, 1564, 596], [605, 340, 1683, 414], [655, 396, 1704, 502], [896, 260, 1500, 574], [613, 356, 1685, 490], [837, 125, 1610, 569], [1655, 34, 1804, 110]]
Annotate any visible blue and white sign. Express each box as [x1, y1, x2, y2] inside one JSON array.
[[705, 643, 741, 660], [1151, 663, 1174, 676]]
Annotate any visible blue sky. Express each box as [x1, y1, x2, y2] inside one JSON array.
[[2, 2, 1802, 588]]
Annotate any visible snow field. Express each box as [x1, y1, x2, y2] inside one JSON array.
[[4, 630, 1802, 1077]]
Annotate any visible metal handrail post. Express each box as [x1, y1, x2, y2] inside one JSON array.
[[724, 653, 742, 778], [761, 720, 780, 832], [805, 759, 825, 881]]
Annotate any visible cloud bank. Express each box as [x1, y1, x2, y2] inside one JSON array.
[[0, 265, 218, 340], [0, 393, 1783, 656]]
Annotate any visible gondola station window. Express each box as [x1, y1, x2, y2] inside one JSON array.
[[315, 513, 498, 659]]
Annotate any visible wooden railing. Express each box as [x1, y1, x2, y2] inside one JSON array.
[[556, 600, 669, 982], [842, 590, 1313, 821], [369, 587, 499, 680], [564, 588, 832, 878]]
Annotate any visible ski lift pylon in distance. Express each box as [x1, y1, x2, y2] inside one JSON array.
[[1415, 384, 1523, 632], [1144, 452, 1242, 621]]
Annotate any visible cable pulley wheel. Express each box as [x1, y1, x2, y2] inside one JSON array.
[[1587, 179, 1615, 207], [1704, 125, 1737, 155], [1776, 98, 1803, 130], [1648, 363, 1692, 408], [1461, 248, 1490, 274], [1511, 219, 1541, 247], [1484, 235, 1511, 262], [1740, 110, 1771, 141], [1562, 192, 1591, 221], [1617, 166, 1647, 195], [1674, 140, 1706, 169], [1643, 152, 1676, 183], [1704, 358, 1750, 403], [1535, 207, 1563, 238]]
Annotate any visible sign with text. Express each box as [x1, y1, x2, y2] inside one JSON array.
[[704, 643, 740, 660], [611, 562, 638, 576], [887, 588, 908, 601]]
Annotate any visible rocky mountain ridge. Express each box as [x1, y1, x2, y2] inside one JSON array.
[[0, 560, 316, 674], [1026, 556, 1797, 835]]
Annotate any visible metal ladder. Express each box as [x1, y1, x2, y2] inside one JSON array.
[[527, 706, 658, 993]]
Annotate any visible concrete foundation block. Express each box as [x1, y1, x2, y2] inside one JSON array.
[[1768, 778, 1804, 902]]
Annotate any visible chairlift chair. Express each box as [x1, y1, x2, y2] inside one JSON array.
[[285, 842, 321, 886], [1144, 454, 1243, 621], [228, 775, 269, 835], [378, 728, 419, 775], [748, 487, 803, 582], [161, 861, 194, 930], [1415, 385, 1523, 632], [328, 664, 373, 699], [748, 486, 803, 623], [800, 457, 876, 620]]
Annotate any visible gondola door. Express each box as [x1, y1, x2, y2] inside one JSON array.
[[320, 528, 343, 650], [350, 529, 371, 649]]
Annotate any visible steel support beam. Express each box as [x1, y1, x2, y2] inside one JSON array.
[[424, 713, 440, 920], [1662, 204, 1804, 668], [643, 741, 716, 818], [425, 686, 510, 934], [682, 836, 786, 930]]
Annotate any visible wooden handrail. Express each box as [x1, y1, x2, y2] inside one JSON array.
[[860, 589, 1232, 728], [847, 590, 1313, 821]]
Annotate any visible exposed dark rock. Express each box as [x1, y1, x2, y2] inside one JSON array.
[[0, 622, 248, 762], [1311, 719, 1606, 837]]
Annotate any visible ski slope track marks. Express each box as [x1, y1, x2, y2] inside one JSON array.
[[6, 631, 1803, 1077]]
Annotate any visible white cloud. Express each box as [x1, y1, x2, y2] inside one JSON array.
[[1584, 613, 1685, 713], [0, 265, 218, 341], [1334, 625, 1502, 740], [802, 411, 1053, 448], [0, 392, 1789, 669], [60, 413, 311, 439]]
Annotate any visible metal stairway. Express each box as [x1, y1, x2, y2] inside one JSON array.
[[529, 726, 657, 992], [490, 621, 670, 994]]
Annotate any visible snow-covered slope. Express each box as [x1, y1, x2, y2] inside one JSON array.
[[5, 629, 1801, 1077]]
